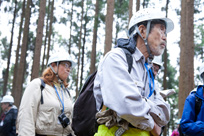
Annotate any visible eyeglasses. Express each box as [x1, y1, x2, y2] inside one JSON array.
[[60, 62, 71, 69]]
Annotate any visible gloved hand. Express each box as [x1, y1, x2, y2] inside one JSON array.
[[96, 109, 117, 128]]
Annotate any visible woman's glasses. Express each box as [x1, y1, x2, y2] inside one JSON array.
[[60, 62, 71, 69]]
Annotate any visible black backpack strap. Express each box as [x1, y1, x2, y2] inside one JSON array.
[[65, 88, 71, 97], [40, 78, 45, 104], [121, 48, 133, 73], [194, 86, 203, 120], [195, 95, 202, 118]]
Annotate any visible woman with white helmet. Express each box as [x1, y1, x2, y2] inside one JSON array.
[[94, 8, 174, 136], [17, 52, 76, 136], [0, 95, 18, 136]]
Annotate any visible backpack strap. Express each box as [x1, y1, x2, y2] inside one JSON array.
[[121, 48, 133, 73], [195, 94, 202, 120], [40, 78, 45, 104], [65, 88, 71, 97]]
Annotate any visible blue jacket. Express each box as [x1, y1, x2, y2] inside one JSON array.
[[180, 85, 204, 136]]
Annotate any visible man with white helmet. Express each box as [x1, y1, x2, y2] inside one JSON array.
[[17, 52, 76, 136], [0, 95, 18, 136], [94, 8, 174, 136], [180, 63, 204, 135]]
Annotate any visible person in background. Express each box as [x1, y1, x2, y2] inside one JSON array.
[[152, 55, 163, 78], [94, 8, 174, 136], [180, 63, 204, 136], [17, 52, 76, 136], [0, 95, 18, 136]]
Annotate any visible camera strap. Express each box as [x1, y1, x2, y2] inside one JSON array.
[[54, 85, 64, 113]]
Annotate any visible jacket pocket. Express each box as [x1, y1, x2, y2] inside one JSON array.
[[36, 107, 55, 130], [134, 80, 145, 96]]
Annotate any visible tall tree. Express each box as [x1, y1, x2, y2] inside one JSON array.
[[80, 7, 89, 91], [3, 0, 17, 95], [162, 1, 171, 135], [128, 0, 133, 23], [14, 0, 31, 107], [114, 0, 129, 45], [12, 0, 26, 93], [136, 0, 140, 11], [68, 0, 73, 54], [104, 0, 115, 55], [75, 0, 84, 97], [90, 0, 99, 74], [31, 0, 46, 80], [46, 0, 54, 65], [41, 0, 51, 73], [178, 0, 194, 117]]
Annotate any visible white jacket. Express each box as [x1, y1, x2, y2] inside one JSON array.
[[93, 47, 170, 131], [17, 78, 75, 136]]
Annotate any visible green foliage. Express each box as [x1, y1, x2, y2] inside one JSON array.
[[194, 24, 204, 61], [98, 0, 106, 23], [166, 64, 178, 89], [27, 31, 35, 52], [59, 17, 69, 25], [114, 0, 129, 19], [0, 37, 9, 60], [194, 0, 202, 14]]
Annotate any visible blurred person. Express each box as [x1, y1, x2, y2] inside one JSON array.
[[17, 52, 76, 136], [0, 95, 18, 136], [152, 55, 163, 77], [180, 63, 204, 136]]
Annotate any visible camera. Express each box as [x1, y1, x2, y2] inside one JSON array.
[[58, 112, 70, 128]]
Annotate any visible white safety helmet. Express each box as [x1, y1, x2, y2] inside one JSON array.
[[199, 63, 204, 78], [128, 8, 174, 37], [152, 56, 163, 69], [47, 52, 76, 68], [1, 95, 14, 103]]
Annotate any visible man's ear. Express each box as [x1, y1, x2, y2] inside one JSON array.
[[138, 25, 147, 39]]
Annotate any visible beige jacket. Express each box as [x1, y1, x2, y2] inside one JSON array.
[[17, 78, 75, 136]]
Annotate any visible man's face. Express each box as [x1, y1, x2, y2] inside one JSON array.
[[153, 63, 161, 77], [1, 103, 9, 112], [148, 24, 167, 56]]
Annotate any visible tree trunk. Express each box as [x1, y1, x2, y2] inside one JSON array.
[[179, 0, 194, 118], [136, 0, 140, 11], [142, 0, 145, 8], [104, 0, 115, 55], [90, 0, 99, 74], [3, 0, 17, 95], [163, 1, 169, 135], [75, 0, 84, 97], [41, 0, 51, 74], [15, 0, 31, 108], [68, 0, 73, 55], [129, 0, 133, 23], [31, 0, 46, 80], [46, 0, 54, 66], [80, 12, 88, 91], [12, 0, 26, 93]]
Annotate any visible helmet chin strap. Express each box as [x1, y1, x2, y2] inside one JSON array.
[[50, 62, 63, 84], [135, 20, 154, 64]]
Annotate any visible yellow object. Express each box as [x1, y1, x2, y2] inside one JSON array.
[[94, 124, 150, 136], [101, 105, 108, 112]]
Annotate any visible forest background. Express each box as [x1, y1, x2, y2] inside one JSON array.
[[0, 0, 204, 135]]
